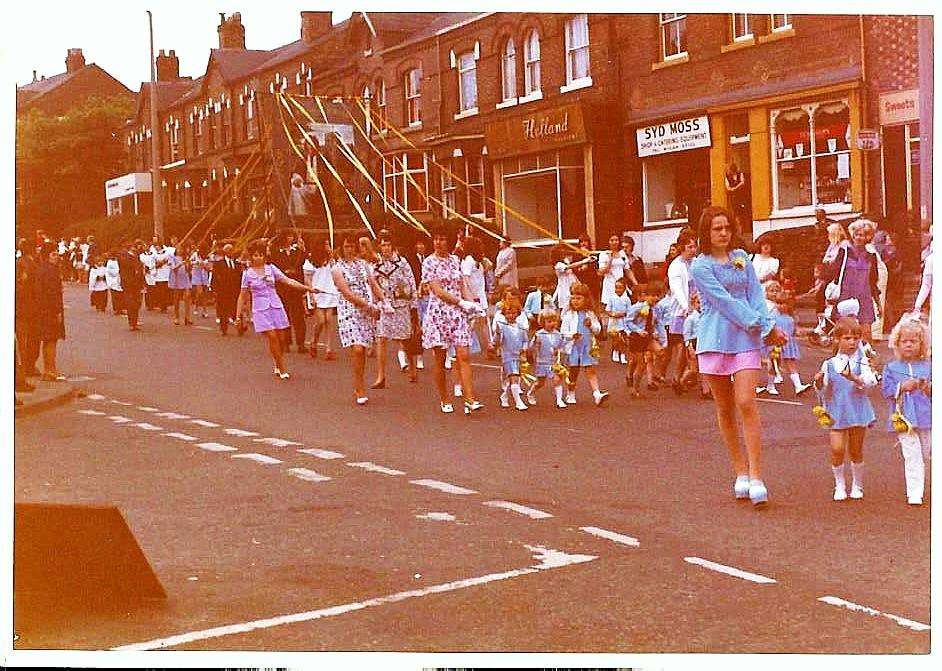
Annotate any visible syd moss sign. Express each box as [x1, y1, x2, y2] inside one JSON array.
[[636, 115, 711, 157]]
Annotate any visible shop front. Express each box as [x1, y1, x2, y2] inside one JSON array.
[[485, 102, 594, 245], [878, 88, 921, 222]]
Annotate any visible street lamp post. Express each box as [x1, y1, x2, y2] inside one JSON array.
[[147, 10, 165, 239]]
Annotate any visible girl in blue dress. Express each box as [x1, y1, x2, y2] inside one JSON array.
[[882, 317, 932, 505], [189, 244, 211, 319], [492, 300, 530, 411], [812, 317, 879, 501], [768, 291, 812, 396], [605, 278, 632, 365], [624, 280, 668, 397], [527, 309, 567, 409], [560, 282, 609, 406], [168, 240, 193, 326]]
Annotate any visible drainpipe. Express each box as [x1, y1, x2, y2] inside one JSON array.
[[859, 14, 870, 215]]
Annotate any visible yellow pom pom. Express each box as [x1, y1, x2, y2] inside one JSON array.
[[812, 405, 825, 417]]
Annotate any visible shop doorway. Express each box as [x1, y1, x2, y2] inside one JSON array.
[[882, 122, 921, 221]]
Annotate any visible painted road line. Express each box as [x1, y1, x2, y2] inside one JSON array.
[[134, 423, 164, 431], [298, 448, 345, 460], [225, 428, 259, 438], [818, 596, 930, 632], [196, 442, 238, 453], [136, 406, 160, 412], [156, 412, 191, 420], [66, 375, 96, 382], [287, 467, 332, 482], [195, 326, 214, 331], [112, 544, 597, 651], [163, 432, 198, 442], [77, 409, 107, 416], [470, 362, 501, 370], [107, 415, 134, 424], [684, 557, 777, 584], [579, 526, 641, 548], [231, 453, 283, 465], [416, 512, 457, 521], [347, 462, 405, 476], [410, 479, 478, 495], [110, 399, 133, 406], [254, 437, 303, 448], [85, 393, 107, 401], [756, 398, 803, 406], [483, 500, 553, 519], [190, 419, 220, 428]]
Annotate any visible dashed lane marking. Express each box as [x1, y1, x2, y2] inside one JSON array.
[[817, 596, 930, 632], [232, 453, 283, 465], [684, 557, 777, 584], [347, 462, 405, 476], [134, 423, 164, 431], [470, 362, 501, 370], [409, 479, 478, 495], [107, 415, 134, 424], [756, 398, 803, 406], [110, 399, 133, 406], [254, 437, 303, 448], [579, 526, 641, 548], [225, 428, 259, 438], [111, 544, 597, 651], [66, 375, 96, 382], [298, 448, 345, 460], [190, 419, 221, 428], [156, 412, 191, 420], [136, 406, 160, 412], [77, 409, 107, 416], [85, 393, 106, 401], [163, 432, 198, 442], [416, 512, 458, 522], [195, 326, 215, 331], [196, 442, 238, 452], [287, 467, 331, 482], [483, 500, 553, 519]]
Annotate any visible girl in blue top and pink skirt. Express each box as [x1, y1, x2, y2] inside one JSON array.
[[690, 206, 788, 507]]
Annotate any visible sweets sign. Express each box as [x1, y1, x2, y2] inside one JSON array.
[[636, 115, 711, 157]]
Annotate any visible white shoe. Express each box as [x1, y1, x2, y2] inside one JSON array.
[[397, 350, 409, 371], [850, 484, 864, 500], [556, 398, 568, 409], [440, 402, 454, 414], [766, 387, 780, 396], [593, 390, 610, 406], [833, 486, 848, 501], [565, 392, 577, 405], [514, 398, 529, 411], [774, 374, 784, 384], [612, 351, 619, 362], [416, 358, 425, 370], [499, 393, 510, 408], [526, 391, 537, 406], [620, 353, 628, 365], [908, 496, 923, 506], [795, 382, 813, 396], [444, 357, 453, 370], [454, 384, 463, 398], [755, 386, 766, 395]]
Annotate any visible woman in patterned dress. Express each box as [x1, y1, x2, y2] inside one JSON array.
[[332, 234, 385, 405], [422, 225, 485, 415], [372, 233, 418, 387]]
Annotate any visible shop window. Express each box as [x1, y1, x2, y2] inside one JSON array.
[[405, 68, 422, 126], [642, 149, 711, 224], [772, 101, 851, 211], [660, 13, 687, 60], [501, 38, 517, 102], [457, 51, 478, 113], [384, 151, 429, 212], [732, 13, 752, 41], [442, 158, 457, 218], [501, 149, 585, 241], [565, 14, 591, 85], [523, 30, 541, 96], [771, 14, 791, 31]]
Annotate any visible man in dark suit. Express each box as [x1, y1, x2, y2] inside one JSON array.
[[212, 244, 245, 336], [118, 239, 146, 331]]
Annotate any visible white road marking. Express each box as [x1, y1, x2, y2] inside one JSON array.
[[110, 399, 133, 406], [254, 437, 302, 447], [298, 448, 345, 460], [190, 419, 220, 428], [232, 453, 283, 465], [85, 393, 107, 401], [471, 362, 501, 370], [196, 442, 238, 452], [225, 428, 259, 437], [756, 398, 804, 406], [134, 423, 164, 431], [416, 512, 456, 522], [195, 326, 214, 331], [818, 596, 930, 632], [136, 406, 160, 412], [112, 544, 597, 651], [684, 557, 777, 584], [347, 462, 404, 476], [287, 467, 331, 482], [163, 432, 198, 442], [107, 415, 133, 424], [77, 409, 107, 416], [579, 526, 641, 548], [156, 412, 191, 420], [483, 500, 553, 519], [66, 375, 96, 382], [410, 479, 478, 495]]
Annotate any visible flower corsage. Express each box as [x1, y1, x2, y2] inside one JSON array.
[[812, 390, 834, 428]]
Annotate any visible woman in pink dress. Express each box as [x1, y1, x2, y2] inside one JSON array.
[[422, 225, 485, 415], [236, 239, 316, 380]]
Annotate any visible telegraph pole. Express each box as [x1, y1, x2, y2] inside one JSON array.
[[147, 10, 165, 238]]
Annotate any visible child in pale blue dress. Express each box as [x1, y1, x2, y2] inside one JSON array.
[[527, 309, 568, 409], [492, 301, 530, 410], [605, 277, 632, 365], [560, 282, 609, 406]]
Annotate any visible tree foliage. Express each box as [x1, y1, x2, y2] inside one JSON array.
[[16, 95, 134, 237]]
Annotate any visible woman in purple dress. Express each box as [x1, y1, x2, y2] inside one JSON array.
[[236, 239, 316, 379]]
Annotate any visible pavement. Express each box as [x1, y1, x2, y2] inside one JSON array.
[[10, 284, 930, 657], [14, 377, 79, 418]]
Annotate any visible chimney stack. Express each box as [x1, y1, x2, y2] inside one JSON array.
[[301, 11, 332, 43], [218, 12, 246, 49], [65, 48, 85, 74], [156, 49, 181, 81], [32, 70, 37, 82]]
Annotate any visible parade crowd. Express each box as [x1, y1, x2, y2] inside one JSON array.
[[14, 206, 933, 508]]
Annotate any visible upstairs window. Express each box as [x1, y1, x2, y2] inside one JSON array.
[[565, 14, 590, 84], [771, 14, 791, 31], [501, 38, 517, 101], [523, 30, 541, 95], [373, 78, 387, 130], [169, 121, 180, 162], [457, 51, 478, 113], [732, 13, 752, 41], [660, 13, 687, 60], [405, 67, 422, 126], [245, 95, 257, 140], [220, 107, 230, 147]]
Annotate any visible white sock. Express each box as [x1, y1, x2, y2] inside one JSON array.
[[850, 461, 864, 489], [510, 383, 524, 402], [766, 381, 778, 392], [832, 464, 846, 490], [397, 350, 408, 368], [554, 385, 565, 403], [790, 372, 804, 390]]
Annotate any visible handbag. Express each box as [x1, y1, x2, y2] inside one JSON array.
[[824, 249, 848, 301]]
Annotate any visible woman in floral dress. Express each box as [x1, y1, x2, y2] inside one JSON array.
[[332, 234, 384, 405], [372, 233, 418, 387], [422, 225, 485, 415]]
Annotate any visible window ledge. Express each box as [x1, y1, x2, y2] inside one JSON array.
[[644, 217, 688, 228], [759, 27, 795, 43], [404, 122, 423, 133], [518, 90, 544, 105], [769, 203, 853, 220], [453, 107, 479, 121], [651, 53, 689, 71], [721, 37, 756, 53], [496, 98, 518, 109], [560, 77, 593, 94]]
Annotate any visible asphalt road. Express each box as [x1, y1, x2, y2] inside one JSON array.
[[13, 284, 931, 655]]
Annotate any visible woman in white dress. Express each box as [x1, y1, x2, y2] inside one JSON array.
[[551, 244, 597, 311], [460, 235, 489, 352], [309, 238, 339, 360], [598, 233, 629, 309]]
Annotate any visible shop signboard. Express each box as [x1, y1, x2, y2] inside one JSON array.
[[636, 115, 711, 157], [105, 172, 152, 199], [855, 129, 880, 151], [879, 89, 920, 126], [485, 103, 587, 159]]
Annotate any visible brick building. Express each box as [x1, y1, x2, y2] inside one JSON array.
[[16, 48, 133, 117]]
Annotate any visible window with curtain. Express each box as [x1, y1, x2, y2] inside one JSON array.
[[374, 78, 387, 130], [501, 38, 516, 101], [245, 95, 256, 140], [405, 68, 422, 125], [524, 30, 541, 95], [565, 14, 590, 83], [771, 14, 791, 31], [466, 155, 486, 217], [442, 158, 457, 218], [660, 13, 687, 59], [732, 13, 752, 40], [457, 51, 478, 112]]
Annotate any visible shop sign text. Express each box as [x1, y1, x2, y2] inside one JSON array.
[[879, 89, 920, 126], [637, 115, 711, 157]]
